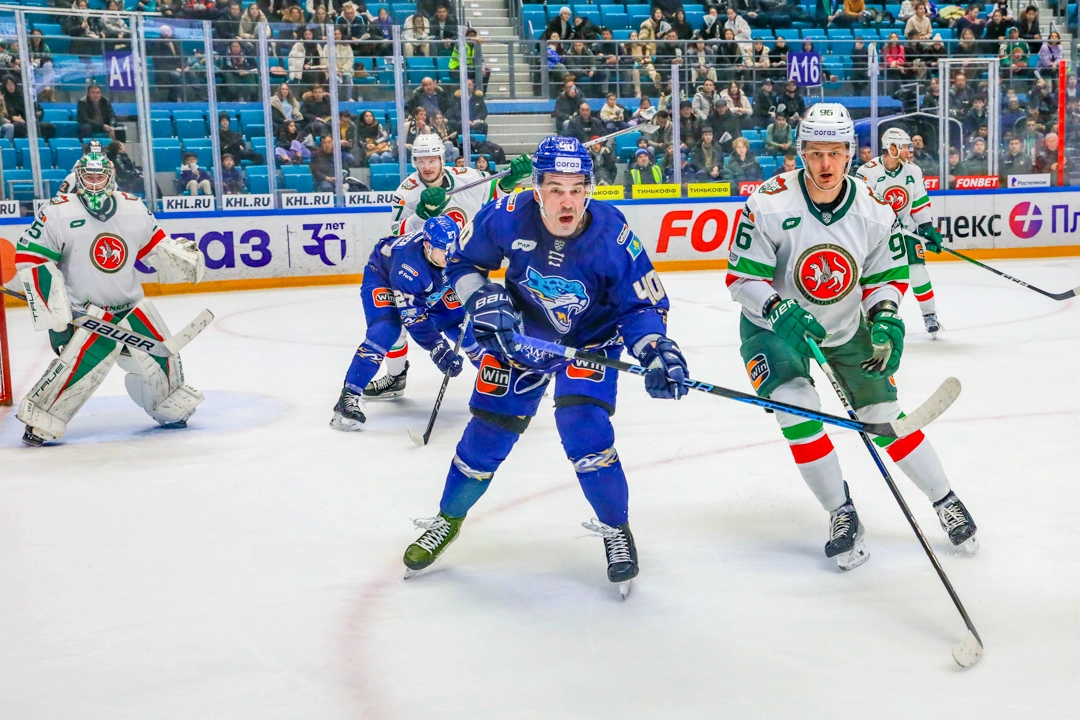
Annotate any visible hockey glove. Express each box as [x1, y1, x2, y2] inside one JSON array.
[[765, 296, 827, 359], [918, 223, 945, 253], [638, 337, 689, 400], [498, 153, 533, 192], [429, 337, 464, 377], [416, 186, 449, 220], [466, 283, 520, 357], [861, 300, 905, 378]]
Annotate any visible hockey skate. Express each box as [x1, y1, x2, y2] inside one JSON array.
[[824, 485, 869, 571], [330, 387, 367, 431], [21, 426, 46, 447], [582, 519, 639, 599], [922, 313, 941, 336], [933, 491, 978, 555], [403, 512, 464, 578], [363, 361, 409, 400]]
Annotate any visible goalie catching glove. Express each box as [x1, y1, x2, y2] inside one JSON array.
[[17, 261, 72, 332], [151, 237, 205, 284]]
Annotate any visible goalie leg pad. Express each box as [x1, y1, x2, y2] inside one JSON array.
[[117, 299, 204, 425], [16, 313, 123, 440], [17, 262, 72, 332]]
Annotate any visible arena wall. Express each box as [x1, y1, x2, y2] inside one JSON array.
[[2, 187, 1079, 304]]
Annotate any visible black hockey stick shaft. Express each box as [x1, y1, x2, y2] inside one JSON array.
[[807, 339, 983, 662], [511, 333, 902, 437], [942, 247, 1078, 300], [413, 318, 469, 446]]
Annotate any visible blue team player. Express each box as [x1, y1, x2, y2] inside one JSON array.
[[402, 136, 690, 596], [332, 216, 478, 430]]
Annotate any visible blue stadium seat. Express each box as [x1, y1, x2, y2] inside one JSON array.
[[246, 166, 270, 194], [615, 132, 641, 162], [282, 172, 314, 193], [250, 137, 268, 158], [174, 118, 206, 139], [369, 164, 401, 191], [55, 146, 82, 171], [181, 140, 214, 169], [523, 7, 546, 30], [153, 139, 182, 171], [14, 138, 51, 169], [612, 29, 632, 40], [280, 165, 310, 176], [151, 117, 173, 138], [627, 7, 650, 25], [41, 106, 69, 122], [236, 109, 264, 130], [0, 145, 15, 172], [244, 123, 266, 140], [171, 110, 205, 122], [40, 168, 68, 193], [4, 169, 35, 201], [775, 28, 800, 41], [51, 121, 79, 138], [600, 7, 630, 28]]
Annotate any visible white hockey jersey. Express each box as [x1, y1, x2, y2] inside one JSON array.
[[727, 170, 910, 347], [14, 192, 165, 311], [855, 156, 932, 234], [389, 166, 502, 235]]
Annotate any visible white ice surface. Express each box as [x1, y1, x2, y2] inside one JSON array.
[[1, 260, 1079, 719]]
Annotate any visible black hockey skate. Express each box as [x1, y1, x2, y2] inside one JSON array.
[[21, 426, 46, 447], [923, 313, 941, 335], [330, 387, 367, 431], [825, 483, 868, 571], [933, 491, 978, 555], [363, 361, 409, 400], [582, 520, 639, 599]]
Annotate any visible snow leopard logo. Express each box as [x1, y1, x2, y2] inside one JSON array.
[[523, 267, 590, 334]]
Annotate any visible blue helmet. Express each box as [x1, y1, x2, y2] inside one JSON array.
[[531, 135, 594, 187], [423, 215, 460, 251]]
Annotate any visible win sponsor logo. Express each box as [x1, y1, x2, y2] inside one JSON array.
[[476, 354, 511, 396]]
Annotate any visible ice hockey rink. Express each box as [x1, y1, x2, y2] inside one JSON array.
[[1, 259, 1078, 719]]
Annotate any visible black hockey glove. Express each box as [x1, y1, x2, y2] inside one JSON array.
[[466, 283, 521, 357], [429, 337, 464, 377], [638, 337, 689, 400]]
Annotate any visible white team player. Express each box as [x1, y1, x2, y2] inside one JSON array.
[[726, 103, 977, 570], [856, 128, 945, 335], [367, 134, 532, 400], [13, 148, 206, 446]]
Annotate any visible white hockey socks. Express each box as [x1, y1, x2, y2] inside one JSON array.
[[116, 299, 204, 425], [17, 306, 123, 440], [910, 263, 937, 315], [859, 401, 951, 503], [384, 327, 408, 377], [772, 379, 848, 512]]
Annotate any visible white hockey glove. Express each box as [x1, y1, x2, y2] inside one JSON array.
[[17, 262, 72, 332], [152, 238, 205, 284]]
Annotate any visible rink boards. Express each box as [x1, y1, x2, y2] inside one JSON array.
[[2, 186, 1079, 300]]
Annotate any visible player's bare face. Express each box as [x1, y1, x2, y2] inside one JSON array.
[[802, 141, 850, 195], [425, 243, 448, 268], [416, 156, 443, 184], [536, 174, 588, 237]]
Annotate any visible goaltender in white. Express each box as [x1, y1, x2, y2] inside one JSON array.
[[13, 148, 206, 446]]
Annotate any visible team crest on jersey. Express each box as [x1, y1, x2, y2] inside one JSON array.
[[401, 178, 419, 191], [372, 287, 395, 308], [523, 267, 590, 334], [476, 354, 510, 396], [90, 233, 128, 273], [759, 177, 787, 195], [794, 244, 858, 305], [882, 186, 909, 213], [444, 206, 467, 228], [746, 353, 770, 390], [566, 358, 605, 382]]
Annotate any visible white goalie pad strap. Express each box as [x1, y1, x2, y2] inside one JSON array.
[[16, 309, 122, 440], [151, 238, 205, 285], [116, 298, 203, 424], [17, 262, 72, 332]]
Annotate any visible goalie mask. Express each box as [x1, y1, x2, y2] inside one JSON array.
[[74, 150, 116, 212]]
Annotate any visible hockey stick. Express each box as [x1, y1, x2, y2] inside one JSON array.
[[511, 333, 960, 439], [806, 338, 983, 668], [447, 111, 660, 198], [409, 318, 469, 447], [1, 286, 214, 358], [942, 247, 1080, 300]]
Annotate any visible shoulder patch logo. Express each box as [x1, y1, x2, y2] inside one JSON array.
[[50, 196, 69, 205], [782, 217, 801, 230], [882, 186, 909, 213], [794, 244, 858, 305], [759, 177, 787, 195], [616, 224, 631, 245], [512, 239, 537, 251], [626, 236, 643, 260], [89, 233, 128, 274], [523, 267, 590, 334]]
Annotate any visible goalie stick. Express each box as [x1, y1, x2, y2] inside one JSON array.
[[1, 286, 214, 358], [511, 333, 960, 439], [409, 318, 469, 447], [943, 247, 1080, 300], [807, 338, 983, 668]]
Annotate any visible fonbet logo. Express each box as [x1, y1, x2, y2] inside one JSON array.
[[882, 186, 909, 213], [90, 233, 128, 273], [1009, 202, 1043, 239], [794, 244, 857, 305]]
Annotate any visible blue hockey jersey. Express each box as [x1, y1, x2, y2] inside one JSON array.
[[445, 192, 669, 355], [366, 231, 463, 351]]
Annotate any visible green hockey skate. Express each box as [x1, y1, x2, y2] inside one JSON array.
[[403, 513, 464, 578]]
